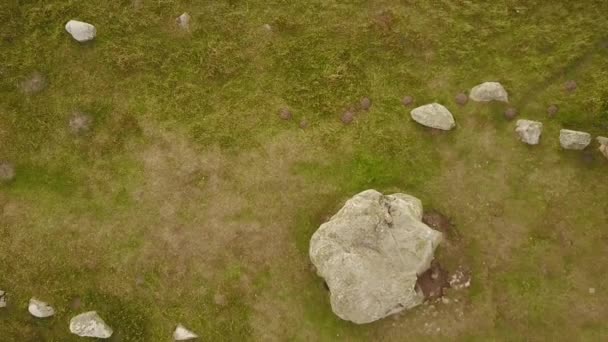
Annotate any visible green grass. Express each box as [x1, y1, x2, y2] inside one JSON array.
[[2, 0, 608, 340]]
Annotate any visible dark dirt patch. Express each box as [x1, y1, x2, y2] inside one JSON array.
[[416, 261, 450, 299], [279, 108, 292, 120], [341, 111, 354, 124], [20, 72, 47, 95], [360, 97, 372, 111], [69, 112, 93, 134], [547, 104, 559, 118], [373, 10, 396, 32], [455, 93, 468, 106], [402, 96, 414, 107], [504, 107, 518, 120], [0, 161, 15, 182], [423, 211, 454, 235], [564, 80, 577, 93]]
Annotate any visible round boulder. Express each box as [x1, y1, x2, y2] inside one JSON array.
[[560, 129, 591, 150], [65, 20, 96, 42], [309, 190, 443, 324], [28, 298, 55, 318], [469, 82, 509, 103], [410, 103, 456, 130]]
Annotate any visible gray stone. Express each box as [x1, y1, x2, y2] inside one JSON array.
[[69, 311, 113, 339], [469, 82, 509, 103], [309, 190, 443, 324], [515, 120, 543, 145], [65, 20, 96, 42], [0, 290, 6, 308], [176, 13, 191, 31], [560, 129, 591, 150], [173, 324, 198, 340], [28, 298, 55, 318], [410, 103, 456, 130]]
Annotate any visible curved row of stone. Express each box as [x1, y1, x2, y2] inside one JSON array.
[[0, 291, 198, 340]]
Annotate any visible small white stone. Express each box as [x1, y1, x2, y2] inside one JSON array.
[[176, 13, 191, 31], [65, 20, 96, 42], [589, 287, 596, 294], [173, 324, 198, 340], [28, 298, 55, 318]]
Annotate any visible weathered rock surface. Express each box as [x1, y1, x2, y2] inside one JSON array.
[[410, 103, 456, 130], [515, 119, 543, 145], [65, 20, 96, 42], [0, 290, 6, 308], [69, 311, 113, 339], [309, 189, 443, 324], [28, 298, 55, 318], [176, 12, 191, 31], [598, 137, 608, 159], [469, 82, 509, 103], [173, 324, 198, 340], [560, 129, 591, 150]]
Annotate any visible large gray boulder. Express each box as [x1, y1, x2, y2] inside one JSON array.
[[560, 129, 591, 150], [28, 298, 55, 318], [469, 82, 509, 103], [173, 324, 198, 340], [410, 103, 456, 130], [65, 20, 96, 42], [515, 119, 543, 145], [69, 311, 113, 339], [309, 190, 443, 324]]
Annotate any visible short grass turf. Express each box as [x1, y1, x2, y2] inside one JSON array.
[[1, 0, 608, 341]]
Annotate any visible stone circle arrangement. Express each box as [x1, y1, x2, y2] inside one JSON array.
[[1, 14, 608, 338]]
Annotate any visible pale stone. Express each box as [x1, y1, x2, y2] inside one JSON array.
[[410, 103, 456, 130]]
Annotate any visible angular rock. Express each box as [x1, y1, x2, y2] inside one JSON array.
[[560, 129, 591, 150], [28, 298, 55, 318], [309, 190, 443, 324], [0, 290, 6, 308], [598, 137, 608, 159], [469, 82, 509, 103], [173, 324, 198, 340], [0, 161, 15, 182], [65, 20, 96, 42], [176, 12, 191, 31], [410, 103, 456, 130], [69, 311, 113, 339], [515, 119, 543, 145]]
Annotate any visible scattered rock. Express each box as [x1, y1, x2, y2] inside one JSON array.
[[504, 107, 518, 120], [547, 104, 559, 118], [416, 261, 450, 299], [278, 108, 292, 121], [560, 129, 591, 150], [0, 290, 6, 308], [309, 189, 443, 324], [455, 93, 468, 106], [28, 298, 55, 318], [69, 311, 113, 339], [299, 119, 308, 129], [564, 80, 577, 93], [69, 111, 93, 134], [0, 161, 15, 182], [65, 20, 96, 42], [214, 293, 228, 307], [598, 137, 608, 159], [449, 266, 471, 290], [176, 12, 191, 31], [515, 119, 543, 145], [341, 111, 354, 125], [410, 103, 456, 131], [173, 324, 198, 341], [20, 72, 47, 95], [402, 96, 414, 107], [360, 97, 372, 111], [469, 82, 509, 103]]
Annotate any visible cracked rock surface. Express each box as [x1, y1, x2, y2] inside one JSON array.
[[309, 189, 443, 324]]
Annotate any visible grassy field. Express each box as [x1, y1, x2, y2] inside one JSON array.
[[1, 0, 608, 340]]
